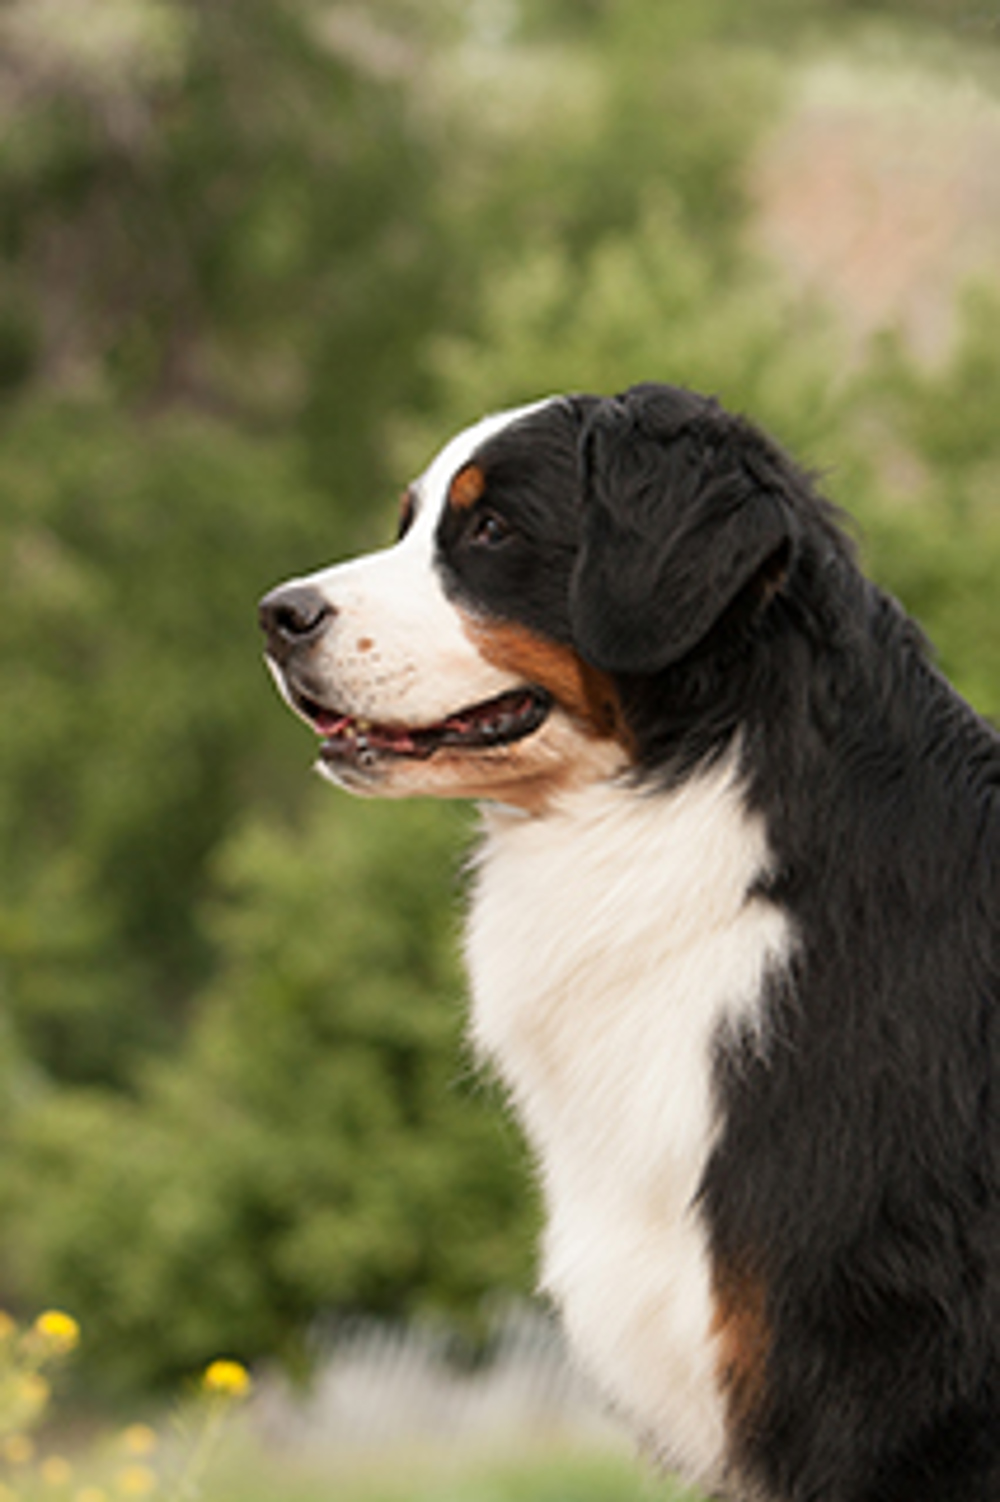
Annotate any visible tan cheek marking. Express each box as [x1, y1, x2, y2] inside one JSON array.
[[448, 463, 486, 511], [463, 619, 627, 743], [711, 1259, 771, 1445]]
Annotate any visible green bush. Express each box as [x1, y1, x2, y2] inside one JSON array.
[[0, 794, 534, 1392], [0, 399, 328, 1084]]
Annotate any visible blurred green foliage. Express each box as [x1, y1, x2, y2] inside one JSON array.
[[0, 0, 999, 1394], [1, 797, 534, 1389], [0, 401, 328, 1081]]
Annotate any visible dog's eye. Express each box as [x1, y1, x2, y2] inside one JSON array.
[[468, 511, 511, 548]]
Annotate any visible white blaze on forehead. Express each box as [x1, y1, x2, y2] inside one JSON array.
[[409, 398, 556, 532], [285, 399, 558, 727]]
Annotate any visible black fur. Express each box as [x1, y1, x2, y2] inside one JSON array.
[[572, 386, 795, 673], [435, 398, 594, 644], [440, 383, 1000, 1501]]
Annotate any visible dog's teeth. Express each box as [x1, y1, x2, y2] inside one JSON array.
[[356, 718, 372, 732]]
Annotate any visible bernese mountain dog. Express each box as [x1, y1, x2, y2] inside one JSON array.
[[258, 383, 1000, 1502]]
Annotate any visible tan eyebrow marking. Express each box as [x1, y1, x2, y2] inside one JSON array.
[[448, 463, 486, 512], [397, 486, 417, 539]]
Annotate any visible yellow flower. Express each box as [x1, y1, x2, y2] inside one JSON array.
[[201, 1360, 251, 1399], [40, 1455, 73, 1486], [114, 1466, 156, 1497], [119, 1426, 158, 1458], [32, 1312, 81, 1354], [75, 1489, 108, 1502], [2, 1433, 35, 1466], [0, 1311, 18, 1344]]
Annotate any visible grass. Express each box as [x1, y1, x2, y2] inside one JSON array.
[[206, 1439, 706, 1502], [3, 1432, 707, 1502], [0, 1307, 708, 1501]]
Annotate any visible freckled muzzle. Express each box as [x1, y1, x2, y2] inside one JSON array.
[[258, 577, 555, 773]]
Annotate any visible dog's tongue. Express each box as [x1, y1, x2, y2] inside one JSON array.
[[314, 712, 417, 753], [315, 712, 352, 737]]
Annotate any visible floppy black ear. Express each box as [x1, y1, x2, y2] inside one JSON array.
[[569, 388, 794, 674]]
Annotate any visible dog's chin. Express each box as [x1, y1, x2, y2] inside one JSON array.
[[314, 707, 627, 812], [315, 740, 541, 803]]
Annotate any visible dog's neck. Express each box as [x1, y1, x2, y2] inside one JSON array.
[[465, 757, 786, 1129], [462, 761, 792, 1491]]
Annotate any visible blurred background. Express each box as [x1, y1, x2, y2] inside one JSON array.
[[1, 0, 1000, 1495]]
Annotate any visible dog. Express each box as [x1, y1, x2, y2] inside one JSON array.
[[258, 383, 1000, 1501]]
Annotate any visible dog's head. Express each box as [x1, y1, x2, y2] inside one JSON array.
[[259, 383, 839, 811]]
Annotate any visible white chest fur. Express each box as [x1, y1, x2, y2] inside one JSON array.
[[465, 762, 791, 1491]]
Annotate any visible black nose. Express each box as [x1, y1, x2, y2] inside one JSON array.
[[258, 584, 334, 663]]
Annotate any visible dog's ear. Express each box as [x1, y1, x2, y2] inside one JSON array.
[[569, 389, 794, 674]]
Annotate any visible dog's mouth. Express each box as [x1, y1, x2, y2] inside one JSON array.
[[292, 686, 552, 767]]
